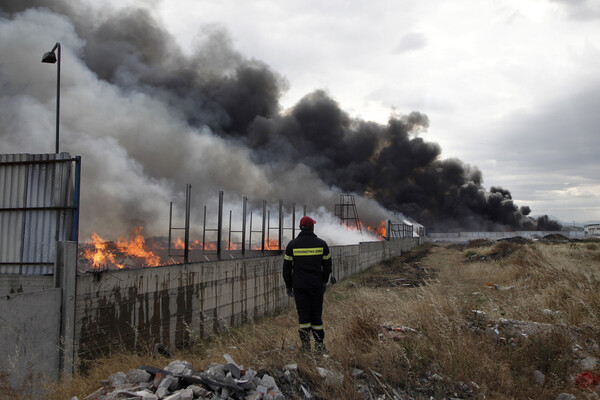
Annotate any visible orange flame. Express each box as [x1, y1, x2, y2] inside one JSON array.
[[251, 239, 280, 250], [264, 239, 279, 250], [174, 237, 237, 251], [368, 220, 387, 239], [342, 221, 364, 232], [173, 238, 203, 250], [82, 227, 161, 269], [174, 237, 185, 249], [82, 232, 124, 269], [117, 227, 160, 266]]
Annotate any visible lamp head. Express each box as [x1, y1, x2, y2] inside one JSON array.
[[41, 51, 57, 64]]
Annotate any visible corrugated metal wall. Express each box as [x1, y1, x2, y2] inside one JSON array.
[[0, 153, 79, 275]]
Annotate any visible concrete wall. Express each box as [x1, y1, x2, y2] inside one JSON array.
[[0, 237, 420, 383], [74, 237, 420, 367], [427, 231, 585, 242], [0, 288, 61, 387], [0, 242, 77, 386], [0, 275, 54, 296], [75, 256, 290, 364]]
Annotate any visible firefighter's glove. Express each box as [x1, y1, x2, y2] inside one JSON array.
[[286, 288, 294, 298], [330, 276, 337, 285], [322, 283, 327, 294]]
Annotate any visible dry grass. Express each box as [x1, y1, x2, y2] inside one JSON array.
[[11, 239, 600, 399]]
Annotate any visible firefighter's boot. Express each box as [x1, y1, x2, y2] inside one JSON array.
[[299, 328, 311, 352], [314, 341, 328, 354], [312, 328, 327, 354]]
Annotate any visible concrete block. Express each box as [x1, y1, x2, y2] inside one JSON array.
[[109, 372, 127, 388], [126, 369, 152, 384], [155, 387, 168, 398], [179, 388, 193, 400]]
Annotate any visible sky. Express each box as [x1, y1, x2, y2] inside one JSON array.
[[149, 0, 600, 224], [1, 0, 599, 244]]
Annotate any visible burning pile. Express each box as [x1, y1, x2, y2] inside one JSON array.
[[79, 227, 164, 270], [78, 220, 389, 270]]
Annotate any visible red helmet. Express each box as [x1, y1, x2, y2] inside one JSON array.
[[299, 216, 316, 229]]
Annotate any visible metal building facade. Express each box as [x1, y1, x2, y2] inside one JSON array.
[[0, 153, 80, 275]]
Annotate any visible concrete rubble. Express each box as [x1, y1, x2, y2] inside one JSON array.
[[68, 353, 478, 400], [71, 356, 302, 400]]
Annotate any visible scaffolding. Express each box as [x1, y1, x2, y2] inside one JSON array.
[[334, 194, 362, 232]]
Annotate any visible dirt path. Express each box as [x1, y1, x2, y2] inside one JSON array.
[[421, 242, 464, 271]]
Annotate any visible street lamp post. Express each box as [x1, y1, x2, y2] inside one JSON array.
[[41, 42, 61, 154]]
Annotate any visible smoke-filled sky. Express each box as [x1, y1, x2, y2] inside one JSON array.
[[1, 0, 599, 244], [155, 0, 600, 224]]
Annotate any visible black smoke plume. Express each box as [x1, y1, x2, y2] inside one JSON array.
[[0, 1, 560, 235]]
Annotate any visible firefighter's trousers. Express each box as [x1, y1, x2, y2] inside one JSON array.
[[293, 287, 325, 346]]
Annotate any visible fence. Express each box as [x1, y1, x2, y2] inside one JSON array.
[[426, 230, 585, 242], [0, 153, 81, 275]]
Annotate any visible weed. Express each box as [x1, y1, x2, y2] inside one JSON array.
[[463, 249, 477, 259], [489, 241, 521, 260]]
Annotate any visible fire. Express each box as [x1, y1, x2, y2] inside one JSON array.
[[264, 239, 279, 250], [117, 227, 161, 266], [368, 221, 387, 239], [82, 227, 161, 269], [173, 238, 202, 250], [342, 221, 364, 232], [376, 220, 387, 237], [251, 239, 280, 250], [173, 237, 239, 251], [81, 232, 124, 269], [174, 237, 185, 249]]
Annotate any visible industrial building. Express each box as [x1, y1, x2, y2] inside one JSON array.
[[584, 223, 600, 237]]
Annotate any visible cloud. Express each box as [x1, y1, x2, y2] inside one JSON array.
[[488, 84, 600, 178], [477, 83, 600, 222], [549, 0, 600, 20], [394, 32, 428, 53]]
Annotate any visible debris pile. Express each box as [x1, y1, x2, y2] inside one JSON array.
[[463, 240, 522, 262], [72, 357, 304, 400], [70, 352, 478, 400], [540, 234, 570, 243], [465, 239, 494, 248], [466, 310, 600, 398], [497, 236, 531, 245]]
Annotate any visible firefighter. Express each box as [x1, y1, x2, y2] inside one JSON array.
[[283, 216, 332, 353]]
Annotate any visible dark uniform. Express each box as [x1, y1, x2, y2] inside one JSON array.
[[283, 216, 332, 352]]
